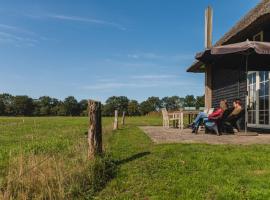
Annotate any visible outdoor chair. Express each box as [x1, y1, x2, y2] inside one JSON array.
[[223, 109, 245, 133], [161, 108, 181, 128], [196, 108, 214, 133]]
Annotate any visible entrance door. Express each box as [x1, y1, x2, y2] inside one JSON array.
[[258, 71, 269, 125], [247, 71, 270, 128]]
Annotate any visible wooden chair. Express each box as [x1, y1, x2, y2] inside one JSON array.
[[161, 108, 181, 128], [197, 108, 214, 133]]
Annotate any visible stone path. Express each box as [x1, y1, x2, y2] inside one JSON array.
[[140, 126, 270, 145]]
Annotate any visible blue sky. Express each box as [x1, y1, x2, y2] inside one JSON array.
[[0, 0, 260, 102]]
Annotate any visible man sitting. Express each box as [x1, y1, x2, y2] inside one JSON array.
[[223, 99, 243, 133]]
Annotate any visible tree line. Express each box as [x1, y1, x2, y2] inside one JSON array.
[[0, 93, 204, 116]]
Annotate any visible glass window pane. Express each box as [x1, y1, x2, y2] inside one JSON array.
[[266, 82, 269, 96], [260, 71, 265, 82], [265, 72, 269, 80], [260, 97, 265, 110], [248, 74, 252, 84], [266, 112, 269, 125], [259, 111, 265, 124], [266, 97, 269, 110], [253, 73, 256, 83], [260, 83, 265, 96], [253, 111, 256, 124]]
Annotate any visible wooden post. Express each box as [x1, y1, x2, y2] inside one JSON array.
[[88, 100, 102, 159], [113, 110, 118, 130], [122, 111, 126, 126], [205, 6, 213, 49]]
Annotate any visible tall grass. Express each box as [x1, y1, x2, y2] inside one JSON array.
[[0, 117, 118, 199]]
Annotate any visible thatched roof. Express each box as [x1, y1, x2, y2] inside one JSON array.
[[187, 0, 270, 73]]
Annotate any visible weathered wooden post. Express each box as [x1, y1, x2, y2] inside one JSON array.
[[88, 100, 102, 159], [122, 111, 126, 126], [113, 110, 118, 130]]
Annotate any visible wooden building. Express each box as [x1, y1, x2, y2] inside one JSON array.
[[187, 0, 270, 129]]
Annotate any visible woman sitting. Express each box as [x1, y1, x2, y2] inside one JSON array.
[[191, 100, 228, 134], [204, 100, 228, 136]]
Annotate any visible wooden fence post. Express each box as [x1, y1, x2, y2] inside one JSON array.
[[122, 111, 126, 125], [88, 100, 102, 159], [113, 110, 118, 130]]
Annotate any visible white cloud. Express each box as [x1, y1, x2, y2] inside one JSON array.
[[0, 31, 38, 46], [127, 52, 194, 62], [83, 82, 158, 90], [82, 74, 199, 91], [0, 23, 52, 47], [131, 74, 177, 80], [47, 14, 126, 31], [0, 23, 36, 35]]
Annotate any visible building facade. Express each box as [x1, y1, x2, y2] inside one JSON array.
[[187, 0, 270, 129]]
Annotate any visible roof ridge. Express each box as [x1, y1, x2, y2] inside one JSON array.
[[215, 0, 270, 46]]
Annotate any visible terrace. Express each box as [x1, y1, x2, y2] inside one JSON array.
[[141, 126, 270, 145]]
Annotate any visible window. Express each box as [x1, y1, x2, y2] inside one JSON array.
[[253, 31, 264, 41], [259, 71, 269, 125], [248, 71, 270, 126]]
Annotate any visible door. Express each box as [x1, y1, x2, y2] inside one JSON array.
[[247, 71, 270, 127]]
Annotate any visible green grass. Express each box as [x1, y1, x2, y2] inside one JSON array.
[[1, 116, 270, 199], [97, 121, 270, 200]]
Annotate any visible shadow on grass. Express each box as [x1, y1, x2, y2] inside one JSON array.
[[116, 151, 151, 165]]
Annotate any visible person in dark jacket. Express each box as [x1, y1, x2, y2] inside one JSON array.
[[224, 99, 243, 133]]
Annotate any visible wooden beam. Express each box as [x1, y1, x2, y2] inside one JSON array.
[[205, 65, 212, 109], [205, 6, 213, 48]]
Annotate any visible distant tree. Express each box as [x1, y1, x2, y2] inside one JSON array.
[[195, 95, 205, 109], [38, 96, 52, 116], [50, 98, 60, 115], [79, 99, 88, 116], [0, 93, 14, 115], [183, 95, 196, 107], [63, 96, 80, 116], [56, 101, 67, 116], [0, 99, 5, 115], [147, 96, 161, 111], [128, 100, 140, 116], [162, 96, 184, 111], [103, 96, 129, 116], [13, 96, 34, 116], [139, 96, 161, 115]]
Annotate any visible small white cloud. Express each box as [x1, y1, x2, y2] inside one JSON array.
[[47, 14, 126, 31], [0, 31, 38, 47], [127, 52, 194, 61], [131, 74, 177, 80], [83, 82, 158, 90], [0, 23, 36, 35]]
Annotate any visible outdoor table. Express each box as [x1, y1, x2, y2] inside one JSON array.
[[173, 110, 200, 130]]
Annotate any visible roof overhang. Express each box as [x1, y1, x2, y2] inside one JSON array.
[[186, 61, 205, 73], [186, 0, 270, 73]]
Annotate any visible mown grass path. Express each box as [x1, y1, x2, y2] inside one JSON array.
[[97, 124, 270, 200]]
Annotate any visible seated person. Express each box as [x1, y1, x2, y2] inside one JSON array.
[[224, 99, 243, 133], [204, 100, 228, 135], [191, 100, 228, 134]]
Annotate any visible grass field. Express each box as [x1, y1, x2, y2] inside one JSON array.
[[1, 116, 270, 199]]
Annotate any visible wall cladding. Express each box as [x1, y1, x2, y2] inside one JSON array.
[[212, 67, 246, 108]]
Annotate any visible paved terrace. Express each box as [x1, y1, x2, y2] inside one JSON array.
[[140, 126, 270, 145]]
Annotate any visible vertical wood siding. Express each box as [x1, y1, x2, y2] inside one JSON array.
[[212, 67, 246, 108]]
